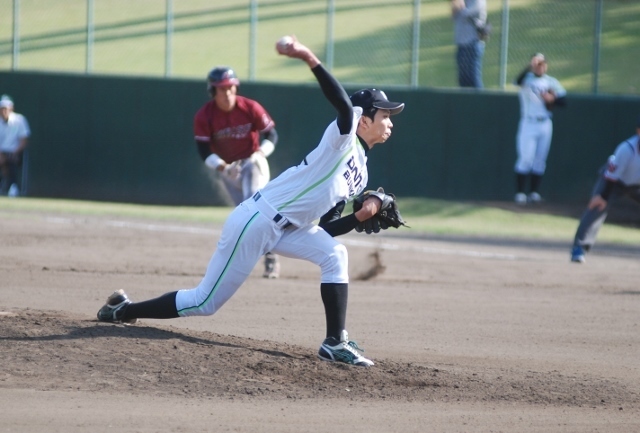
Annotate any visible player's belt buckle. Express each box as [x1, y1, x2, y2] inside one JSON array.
[[273, 214, 292, 229], [530, 116, 548, 122], [253, 192, 292, 229]]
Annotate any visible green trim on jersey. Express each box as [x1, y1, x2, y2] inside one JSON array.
[[277, 136, 357, 211], [178, 211, 260, 315]]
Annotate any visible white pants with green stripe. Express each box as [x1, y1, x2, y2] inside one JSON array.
[[175, 198, 348, 317]]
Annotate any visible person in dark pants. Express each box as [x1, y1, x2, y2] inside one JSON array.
[[451, 0, 487, 89]]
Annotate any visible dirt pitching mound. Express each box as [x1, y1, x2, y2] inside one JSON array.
[[1, 308, 636, 409]]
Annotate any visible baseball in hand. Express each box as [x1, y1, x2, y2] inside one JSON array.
[[276, 35, 294, 54]]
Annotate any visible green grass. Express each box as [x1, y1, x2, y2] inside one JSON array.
[[398, 197, 640, 245], [3, 196, 639, 246], [0, 196, 232, 224], [0, 0, 639, 93]]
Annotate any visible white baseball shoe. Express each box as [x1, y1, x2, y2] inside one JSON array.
[[528, 192, 543, 203], [7, 183, 19, 197], [318, 330, 374, 367], [514, 192, 527, 205]]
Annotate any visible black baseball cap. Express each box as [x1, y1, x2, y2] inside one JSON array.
[[350, 88, 404, 115]]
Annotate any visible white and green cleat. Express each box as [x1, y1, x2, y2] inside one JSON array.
[[318, 330, 374, 367]]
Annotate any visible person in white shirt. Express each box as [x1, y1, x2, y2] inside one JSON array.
[[513, 53, 566, 204], [0, 95, 30, 197], [97, 36, 405, 368]]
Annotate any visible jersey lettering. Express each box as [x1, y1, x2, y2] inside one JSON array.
[[214, 123, 252, 140], [344, 156, 363, 197]]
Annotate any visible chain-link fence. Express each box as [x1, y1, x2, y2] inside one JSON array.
[[1, 0, 638, 94]]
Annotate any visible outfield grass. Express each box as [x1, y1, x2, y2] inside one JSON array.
[[398, 197, 640, 245], [0, 0, 638, 93], [2, 196, 639, 246]]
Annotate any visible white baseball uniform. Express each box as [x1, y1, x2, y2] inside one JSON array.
[[514, 72, 566, 175], [573, 134, 640, 250], [603, 135, 640, 186], [0, 112, 30, 153], [176, 107, 368, 317]]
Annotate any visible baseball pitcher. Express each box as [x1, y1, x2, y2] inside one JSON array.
[[98, 36, 406, 368]]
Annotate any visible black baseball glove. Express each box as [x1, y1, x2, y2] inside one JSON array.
[[352, 187, 408, 234]]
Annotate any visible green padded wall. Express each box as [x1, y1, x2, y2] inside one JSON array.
[[1, 71, 638, 205]]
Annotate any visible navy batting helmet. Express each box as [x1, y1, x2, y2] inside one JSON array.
[[207, 67, 240, 96]]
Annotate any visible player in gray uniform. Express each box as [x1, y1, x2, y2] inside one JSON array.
[[570, 116, 640, 263], [514, 53, 566, 204], [97, 36, 405, 367]]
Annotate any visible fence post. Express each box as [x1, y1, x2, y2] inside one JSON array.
[[86, 0, 94, 73], [592, 0, 603, 94], [410, 0, 420, 88], [165, 0, 173, 77], [325, 0, 335, 72], [12, 0, 20, 70], [498, 0, 509, 89], [249, 0, 258, 81]]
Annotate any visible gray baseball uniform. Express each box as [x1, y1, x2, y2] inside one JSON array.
[[572, 133, 640, 254]]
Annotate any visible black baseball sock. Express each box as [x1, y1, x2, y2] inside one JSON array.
[[320, 283, 348, 340], [530, 174, 543, 193], [516, 173, 527, 193], [123, 291, 179, 321]]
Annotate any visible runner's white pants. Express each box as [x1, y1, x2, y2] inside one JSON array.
[[220, 153, 270, 205]]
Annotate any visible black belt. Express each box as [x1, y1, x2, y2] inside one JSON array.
[[528, 116, 549, 122], [253, 192, 292, 228]]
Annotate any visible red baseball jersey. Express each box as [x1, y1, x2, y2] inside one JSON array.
[[193, 96, 275, 163]]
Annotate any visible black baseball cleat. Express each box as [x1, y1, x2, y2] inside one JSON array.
[[318, 330, 374, 367], [97, 289, 137, 324]]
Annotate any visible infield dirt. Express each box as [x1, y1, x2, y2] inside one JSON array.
[[0, 207, 638, 432]]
